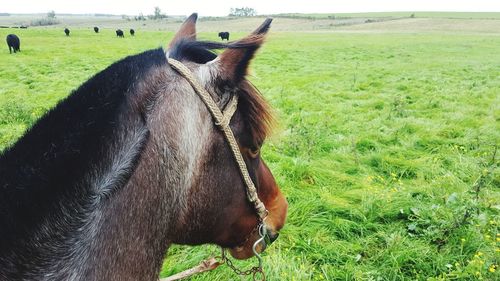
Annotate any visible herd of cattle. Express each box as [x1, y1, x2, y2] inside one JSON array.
[[63, 27, 135, 37], [5, 27, 230, 54]]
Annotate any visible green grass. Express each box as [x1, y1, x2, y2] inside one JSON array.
[[1, 21, 499, 280]]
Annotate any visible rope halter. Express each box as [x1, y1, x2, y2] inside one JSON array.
[[166, 57, 269, 221]]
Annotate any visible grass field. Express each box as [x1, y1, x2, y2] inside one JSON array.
[[274, 12, 500, 19], [1, 14, 499, 280], [2, 12, 500, 32]]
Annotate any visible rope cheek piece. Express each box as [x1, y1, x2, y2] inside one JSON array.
[[165, 57, 270, 281]]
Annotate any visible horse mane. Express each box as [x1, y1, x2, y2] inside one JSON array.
[[0, 48, 166, 242], [169, 39, 274, 145]]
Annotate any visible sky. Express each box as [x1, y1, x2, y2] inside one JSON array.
[[2, 0, 500, 16]]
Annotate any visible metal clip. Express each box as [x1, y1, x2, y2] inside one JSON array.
[[252, 223, 267, 269]]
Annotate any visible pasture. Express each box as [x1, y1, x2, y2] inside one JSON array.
[[1, 14, 499, 280]]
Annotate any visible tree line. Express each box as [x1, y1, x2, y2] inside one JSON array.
[[229, 7, 257, 17]]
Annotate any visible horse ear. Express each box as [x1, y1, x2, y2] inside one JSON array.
[[214, 18, 272, 82], [169, 13, 197, 47]]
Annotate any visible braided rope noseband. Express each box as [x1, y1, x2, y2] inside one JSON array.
[[167, 57, 268, 221]]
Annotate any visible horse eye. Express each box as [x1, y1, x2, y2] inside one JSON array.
[[248, 147, 260, 158]]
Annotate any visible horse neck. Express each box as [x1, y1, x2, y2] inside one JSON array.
[[79, 149, 172, 280], [82, 88, 216, 280], [0, 74, 162, 280], [0, 106, 156, 278]]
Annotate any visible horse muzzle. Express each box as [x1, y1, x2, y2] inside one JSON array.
[[229, 224, 280, 260], [253, 224, 279, 253]]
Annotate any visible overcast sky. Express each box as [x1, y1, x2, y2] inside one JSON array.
[[2, 0, 500, 16]]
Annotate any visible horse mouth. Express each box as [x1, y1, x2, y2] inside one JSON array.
[[228, 241, 266, 260], [228, 228, 279, 260]]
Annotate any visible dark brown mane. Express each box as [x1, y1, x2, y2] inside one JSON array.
[[238, 79, 274, 145]]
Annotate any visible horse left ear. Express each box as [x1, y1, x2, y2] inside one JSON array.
[[212, 18, 272, 83], [169, 13, 197, 48]]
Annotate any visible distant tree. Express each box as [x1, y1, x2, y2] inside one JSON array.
[[229, 7, 256, 17], [152, 6, 167, 20], [135, 13, 146, 21], [31, 10, 58, 26]]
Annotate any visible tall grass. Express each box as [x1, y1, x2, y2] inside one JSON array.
[[0, 24, 499, 280]]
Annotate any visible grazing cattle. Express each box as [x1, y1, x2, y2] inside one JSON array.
[[130, 28, 135, 36], [0, 14, 287, 280], [116, 29, 124, 37], [64, 28, 70, 36], [94, 26, 99, 33], [6, 34, 20, 54], [218, 31, 230, 40]]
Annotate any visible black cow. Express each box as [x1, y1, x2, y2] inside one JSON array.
[[6, 34, 20, 54], [116, 29, 124, 38], [64, 28, 70, 36], [94, 26, 99, 33], [130, 29, 135, 36], [218, 31, 229, 41]]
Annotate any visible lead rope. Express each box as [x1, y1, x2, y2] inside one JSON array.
[[161, 58, 268, 281]]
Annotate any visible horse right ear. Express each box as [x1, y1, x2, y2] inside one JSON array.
[[209, 18, 272, 83], [169, 13, 197, 48]]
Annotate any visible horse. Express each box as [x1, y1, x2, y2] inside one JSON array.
[[218, 31, 230, 41], [94, 26, 99, 33], [130, 29, 135, 36], [0, 13, 287, 281], [116, 29, 124, 37], [64, 28, 70, 36], [6, 34, 20, 54]]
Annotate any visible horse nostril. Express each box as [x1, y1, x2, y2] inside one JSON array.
[[268, 232, 279, 244]]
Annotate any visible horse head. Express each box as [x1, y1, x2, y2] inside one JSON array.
[[157, 14, 288, 259]]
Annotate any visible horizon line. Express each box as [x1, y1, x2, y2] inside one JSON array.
[[1, 11, 500, 17]]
